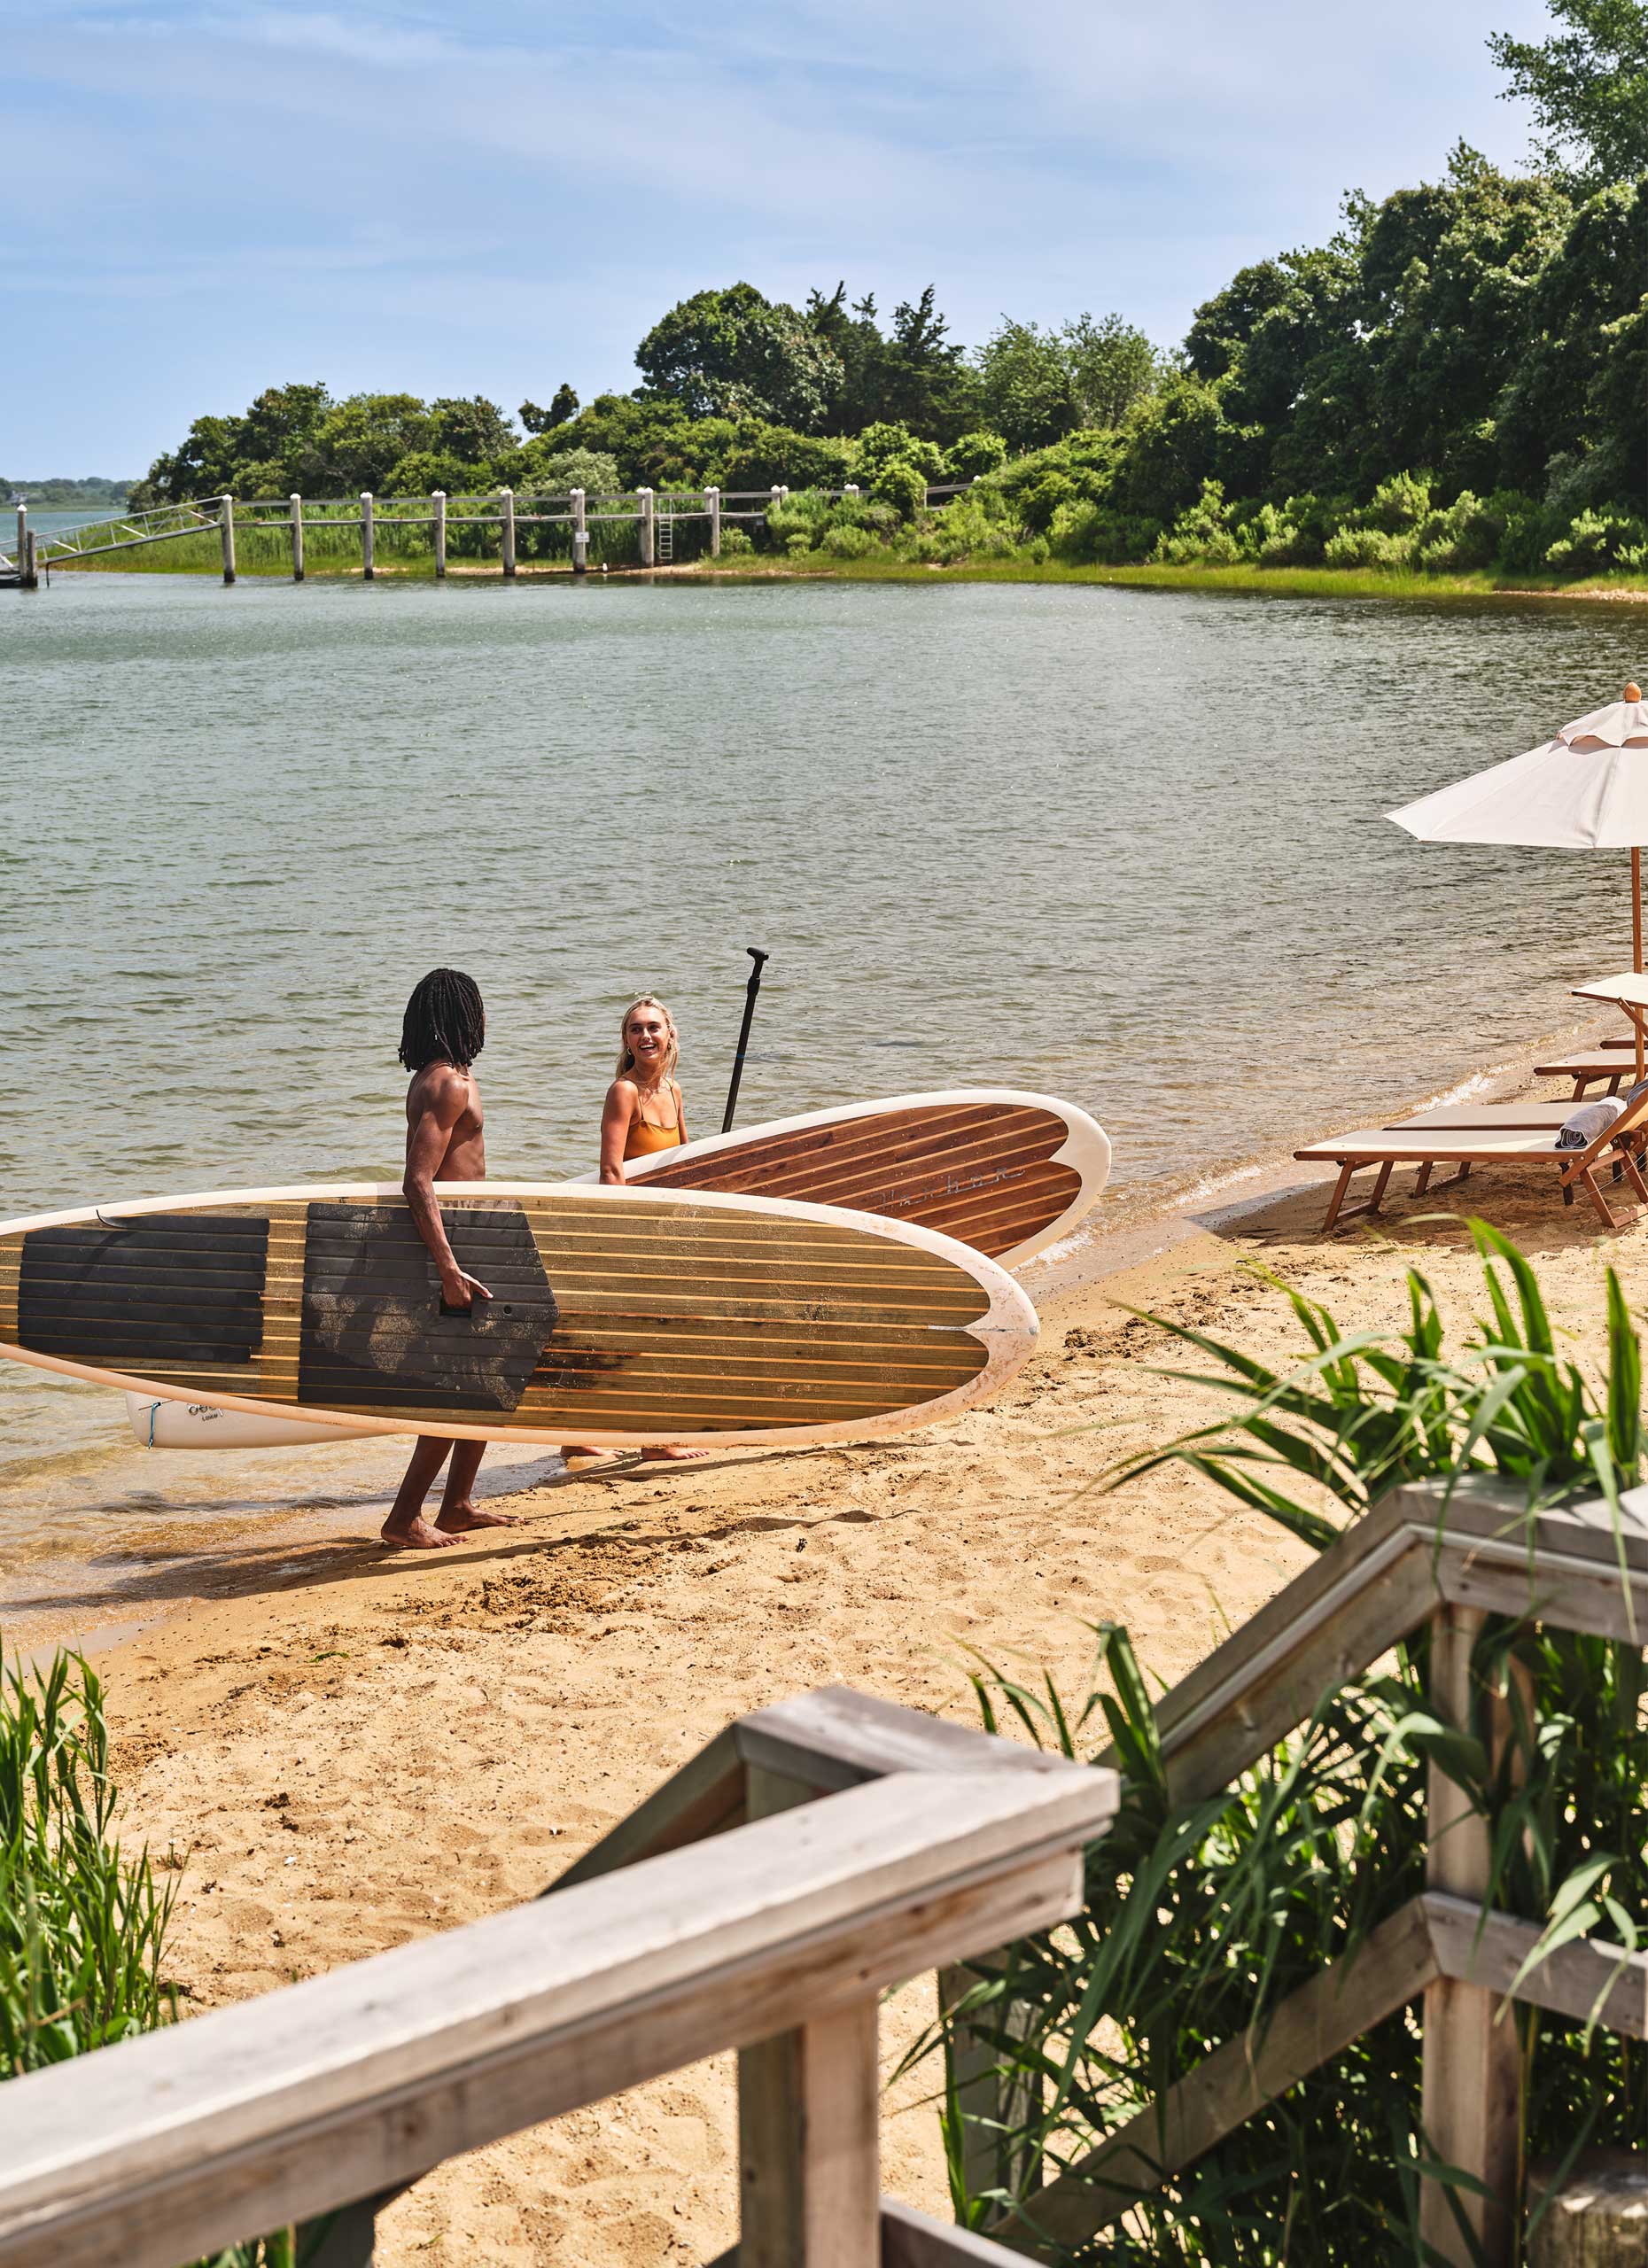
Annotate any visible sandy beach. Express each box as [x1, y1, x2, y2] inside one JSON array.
[[56, 1035, 1641, 2264]]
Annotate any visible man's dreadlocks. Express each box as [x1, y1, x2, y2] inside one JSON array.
[[399, 967, 486, 1073]]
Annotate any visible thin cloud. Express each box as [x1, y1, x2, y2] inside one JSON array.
[[3, 0, 1551, 468]]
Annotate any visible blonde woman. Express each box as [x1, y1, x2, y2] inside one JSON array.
[[564, 996, 706, 1468]]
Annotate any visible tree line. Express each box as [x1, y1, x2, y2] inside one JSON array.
[[131, 4, 1648, 580]]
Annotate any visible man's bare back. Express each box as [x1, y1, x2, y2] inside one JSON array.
[[380, 968, 522, 1551]]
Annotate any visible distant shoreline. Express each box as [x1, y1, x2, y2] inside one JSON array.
[[49, 547, 1648, 607]]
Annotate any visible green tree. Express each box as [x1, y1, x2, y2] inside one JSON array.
[[635, 284, 844, 431], [977, 315, 1157, 449], [306, 393, 434, 493], [520, 384, 579, 434], [873, 287, 979, 439], [429, 396, 517, 463], [1489, 0, 1648, 183]]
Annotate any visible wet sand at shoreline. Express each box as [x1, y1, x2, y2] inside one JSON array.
[[65, 1035, 1648, 2264]]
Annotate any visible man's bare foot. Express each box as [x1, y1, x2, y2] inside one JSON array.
[[639, 1445, 709, 1461], [381, 1515, 462, 1550], [434, 1502, 523, 1534]]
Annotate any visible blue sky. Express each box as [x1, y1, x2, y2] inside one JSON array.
[[5, 1, 1553, 474]]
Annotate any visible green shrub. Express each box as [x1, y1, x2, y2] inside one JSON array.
[[1546, 508, 1648, 575], [1364, 470, 1434, 532], [1046, 500, 1160, 563], [1411, 488, 1506, 571], [820, 523, 879, 558], [944, 431, 1008, 480], [1, 1646, 175, 2076], [871, 458, 929, 520], [717, 526, 753, 555], [1151, 479, 1243, 564], [1324, 524, 1411, 568], [858, 422, 943, 480]]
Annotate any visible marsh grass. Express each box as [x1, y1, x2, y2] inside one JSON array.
[[0, 1644, 340, 2267], [919, 1224, 1648, 2262]]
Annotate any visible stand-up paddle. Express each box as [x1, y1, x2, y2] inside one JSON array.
[[722, 946, 769, 1131]]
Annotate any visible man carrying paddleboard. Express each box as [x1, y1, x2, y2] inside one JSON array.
[[380, 968, 523, 1551]]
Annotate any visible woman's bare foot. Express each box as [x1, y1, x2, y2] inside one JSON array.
[[639, 1445, 709, 1461], [380, 1514, 462, 1550], [434, 1502, 523, 1534]]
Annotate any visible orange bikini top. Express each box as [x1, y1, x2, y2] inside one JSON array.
[[624, 1084, 685, 1160]]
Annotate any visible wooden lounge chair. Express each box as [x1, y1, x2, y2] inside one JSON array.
[[1295, 1088, 1648, 1232], [1534, 1037, 1647, 1099]]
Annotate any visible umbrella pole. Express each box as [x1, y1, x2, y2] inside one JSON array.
[[1636, 847, 1644, 975]]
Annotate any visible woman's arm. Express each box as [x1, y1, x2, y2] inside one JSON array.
[[599, 1080, 634, 1184], [674, 1082, 688, 1146]]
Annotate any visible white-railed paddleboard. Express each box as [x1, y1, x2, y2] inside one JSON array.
[[4, 1178, 1036, 1451], [606, 1088, 1109, 1267]]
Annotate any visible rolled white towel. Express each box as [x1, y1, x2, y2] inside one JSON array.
[[1557, 1096, 1626, 1150]]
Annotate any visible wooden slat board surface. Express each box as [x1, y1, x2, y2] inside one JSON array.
[[0, 1182, 1037, 1449], [603, 1090, 1110, 1266]]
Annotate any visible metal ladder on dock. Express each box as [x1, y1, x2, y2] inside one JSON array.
[[656, 509, 673, 563]]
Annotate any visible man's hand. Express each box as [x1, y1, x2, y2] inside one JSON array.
[[440, 1267, 492, 1309]]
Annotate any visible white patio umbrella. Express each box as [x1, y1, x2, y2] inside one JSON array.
[[1388, 683, 1648, 971]]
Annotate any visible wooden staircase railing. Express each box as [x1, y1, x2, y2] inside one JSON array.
[[949, 1478, 1648, 2267], [0, 1689, 1116, 2268]]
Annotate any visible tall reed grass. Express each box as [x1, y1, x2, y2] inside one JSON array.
[[0, 1644, 341, 2267], [921, 1224, 1648, 2261]]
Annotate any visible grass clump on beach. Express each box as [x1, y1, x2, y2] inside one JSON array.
[[0, 1643, 176, 2076], [0, 1645, 332, 2267], [922, 1225, 1648, 2261]]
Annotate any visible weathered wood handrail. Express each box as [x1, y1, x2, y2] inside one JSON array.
[[0, 1689, 1116, 2268], [946, 1480, 1648, 2268], [27, 480, 979, 584]]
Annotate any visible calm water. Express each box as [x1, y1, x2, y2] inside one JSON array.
[[3, 570, 1645, 1616]]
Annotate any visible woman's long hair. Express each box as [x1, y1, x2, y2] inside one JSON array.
[[616, 995, 680, 1083]]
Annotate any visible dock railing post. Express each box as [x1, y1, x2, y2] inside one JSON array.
[[15, 502, 26, 579], [20, 528, 37, 590], [500, 487, 517, 578], [220, 494, 237, 585], [638, 486, 654, 567], [289, 493, 305, 583], [571, 488, 587, 573], [1419, 1604, 1523, 2266], [707, 485, 721, 557], [432, 491, 447, 579], [843, 483, 859, 504], [361, 492, 374, 580], [736, 1763, 881, 2266]]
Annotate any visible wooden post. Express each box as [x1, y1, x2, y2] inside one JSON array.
[[219, 494, 237, 586], [360, 493, 374, 580], [571, 488, 587, 573], [638, 487, 654, 568], [14, 502, 26, 577], [707, 486, 721, 556], [432, 492, 447, 579], [843, 484, 859, 502], [1528, 2149, 1648, 2266], [1420, 1605, 1522, 2267], [500, 487, 517, 579], [19, 528, 37, 590], [289, 494, 304, 583], [737, 1765, 881, 2268]]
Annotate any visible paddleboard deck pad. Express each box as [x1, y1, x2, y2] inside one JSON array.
[[1, 1182, 1035, 1448], [599, 1089, 1110, 1266]]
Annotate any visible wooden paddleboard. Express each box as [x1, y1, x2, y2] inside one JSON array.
[[602, 1089, 1110, 1266], [1, 1181, 1035, 1449]]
